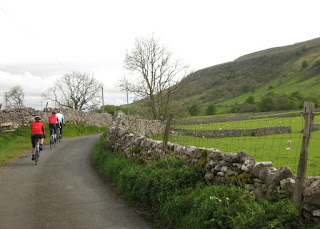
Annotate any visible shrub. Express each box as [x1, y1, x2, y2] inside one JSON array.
[[188, 104, 200, 116], [206, 104, 217, 115], [301, 60, 309, 69]]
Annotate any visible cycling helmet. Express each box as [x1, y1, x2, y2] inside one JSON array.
[[35, 116, 41, 121]]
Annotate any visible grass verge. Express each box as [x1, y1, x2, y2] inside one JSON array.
[[0, 124, 106, 164], [91, 134, 316, 228]]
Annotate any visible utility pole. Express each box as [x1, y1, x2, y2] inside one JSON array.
[[4, 92, 8, 109], [102, 86, 105, 113], [126, 87, 129, 115]]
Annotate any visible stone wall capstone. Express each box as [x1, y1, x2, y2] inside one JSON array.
[[106, 111, 320, 225]]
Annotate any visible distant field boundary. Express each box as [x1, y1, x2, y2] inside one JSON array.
[[172, 126, 291, 137], [173, 111, 320, 125]]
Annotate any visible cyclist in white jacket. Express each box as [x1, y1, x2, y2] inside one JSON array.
[[56, 110, 65, 138]]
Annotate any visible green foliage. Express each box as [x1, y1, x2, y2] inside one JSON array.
[[229, 173, 253, 186], [305, 95, 320, 108], [291, 91, 304, 100], [267, 85, 274, 90], [242, 82, 251, 93], [188, 104, 200, 116], [92, 135, 316, 228], [301, 60, 309, 69], [260, 93, 302, 112], [312, 59, 320, 67], [246, 95, 256, 104], [205, 104, 217, 115]]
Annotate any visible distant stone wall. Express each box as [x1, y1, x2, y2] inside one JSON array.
[[173, 126, 291, 137], [0, 107, 112, 127], [106, 111, 320, 224], [111, 110, 165, 136]]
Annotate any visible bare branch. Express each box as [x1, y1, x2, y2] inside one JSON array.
[[42, 71, 102, 111]]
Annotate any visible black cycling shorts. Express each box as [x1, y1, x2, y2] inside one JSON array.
[[31, 134, 43, 147], [49, 124, 57, 134]]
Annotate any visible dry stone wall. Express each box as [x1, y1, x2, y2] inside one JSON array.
[[0, 107, 112, 127], [107, 111, 320, 224], [173, 126, 291, 137]]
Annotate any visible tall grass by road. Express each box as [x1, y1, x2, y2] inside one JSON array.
[[91, 134, 315, 229], [0, 124, 106, 164]]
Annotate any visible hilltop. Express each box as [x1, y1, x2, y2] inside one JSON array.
[[174, 37, 320, 114]]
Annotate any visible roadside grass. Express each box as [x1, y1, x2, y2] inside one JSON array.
[[0, 124, 106, 164], [91, 134, 316, 229], [152, 114, 320, 176]]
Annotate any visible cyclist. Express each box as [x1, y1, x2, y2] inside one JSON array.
[[48, 111, 60, 142], [31, 116, 45, 160], [56, 110, 65, 138]]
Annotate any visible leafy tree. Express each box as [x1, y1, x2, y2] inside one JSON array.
[[206, 104, 217, 115], [188, 104, 200, 116], [291, 91, 303, 100], [301, 60, 309, 69], [305, 95, 320, 108], [242, 83, 250, 93], [246, 95, 255, 104], [238, 103, 258, 113]]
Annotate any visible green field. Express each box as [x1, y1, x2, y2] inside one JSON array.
[[152, 114, 320, 176]]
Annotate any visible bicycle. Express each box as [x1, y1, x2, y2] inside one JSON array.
[[49, 128, 56, 149], [33, 138, 40, 165], [56, 127, 61, 142]]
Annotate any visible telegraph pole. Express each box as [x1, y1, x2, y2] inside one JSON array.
[[126, 87, 129, 115], [4, 92, 8, 109], [101, 86, 105, 113]]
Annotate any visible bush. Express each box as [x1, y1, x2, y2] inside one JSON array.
[[206, 104, 217, 115], [302, 60, 309, 69], [188, 104, 200, 116]]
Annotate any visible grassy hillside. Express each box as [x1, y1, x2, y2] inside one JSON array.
[[173, 37, 320, 115]]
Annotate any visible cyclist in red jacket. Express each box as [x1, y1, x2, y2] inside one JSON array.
[[31, 116, 45, 160], [48, 111, 60, 142]]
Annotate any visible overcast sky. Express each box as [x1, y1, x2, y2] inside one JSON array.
[[1, 0, 320, 110]]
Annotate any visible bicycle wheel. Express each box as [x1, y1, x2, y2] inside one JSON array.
[[35, 141, 39, 165], [50, 134, 54, 149], [57, 129, 61, 142]]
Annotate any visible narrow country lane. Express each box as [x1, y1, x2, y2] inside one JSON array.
[[0, 134, 150, 229]]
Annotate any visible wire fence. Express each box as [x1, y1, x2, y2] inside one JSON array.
[[161, 111, 320, 176]]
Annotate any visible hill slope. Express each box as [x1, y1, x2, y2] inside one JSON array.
[[175, 37, 320, 113]]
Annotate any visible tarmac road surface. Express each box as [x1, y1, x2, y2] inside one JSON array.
[[0, 134, 150, 229]]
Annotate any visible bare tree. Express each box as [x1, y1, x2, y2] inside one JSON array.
[[6, 85, 24, 108], [42, 71, 102, 111], [121, 35, 189, 120]]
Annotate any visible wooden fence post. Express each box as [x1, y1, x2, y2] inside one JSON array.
[[292, 102, 315, 207], [162, 113, 174, 158]]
